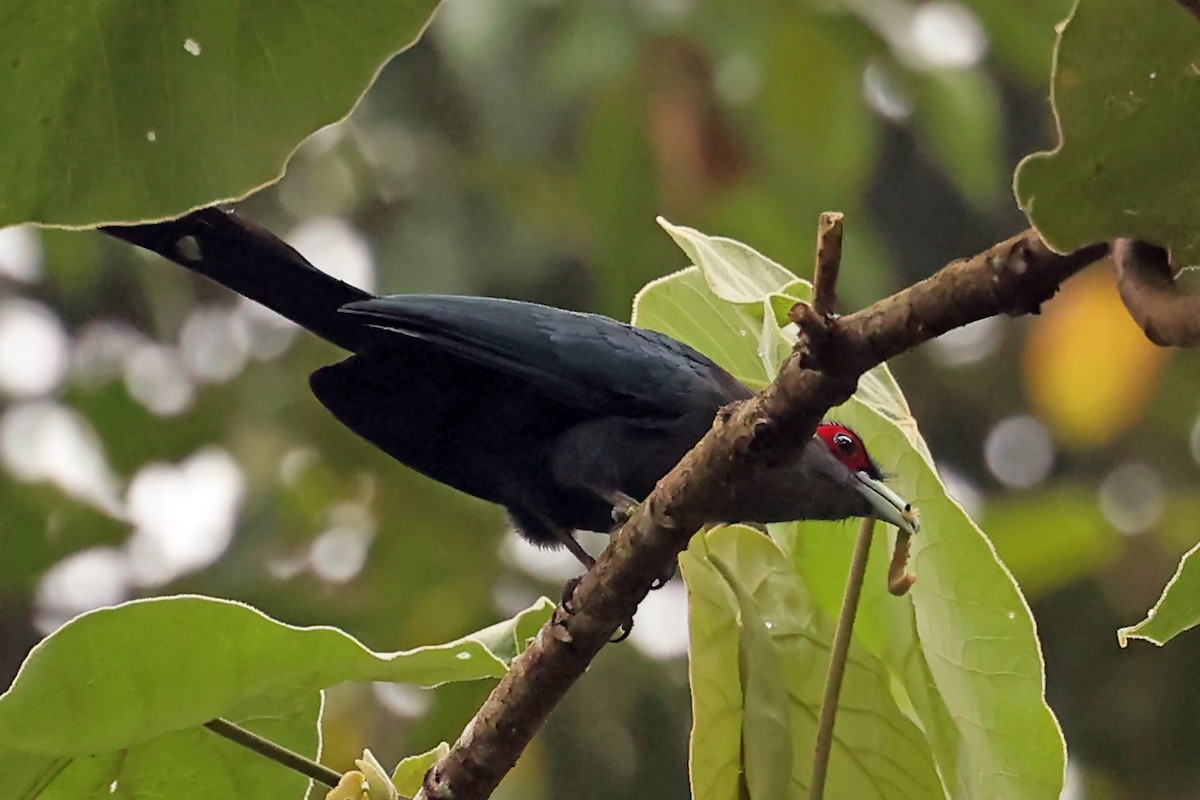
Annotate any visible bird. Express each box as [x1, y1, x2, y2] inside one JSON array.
[[104, 208, 917, 571]]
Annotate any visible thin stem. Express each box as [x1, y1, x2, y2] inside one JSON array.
[[204, 717, 343, 788], [810, 516, 875, 800]]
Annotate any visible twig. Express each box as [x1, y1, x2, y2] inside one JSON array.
[[204, 717, 343, 788], [1112, 238, 1200, 347], [812, 212, 844, 317], [810, 516, 876, 800], [417, 229, 1108, 800]]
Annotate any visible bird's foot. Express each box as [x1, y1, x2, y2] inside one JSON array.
[[560, 575, 582, 613], [609, 492, 639, 525], [649, 563, 676, 591], [558, 575, 634, 643], [605, 497, 673, 590]]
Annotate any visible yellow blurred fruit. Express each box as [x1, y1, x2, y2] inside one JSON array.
[[1025, 263, 1170, 446]]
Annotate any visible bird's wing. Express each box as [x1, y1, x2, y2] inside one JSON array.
[[341, 295, 752, 417]]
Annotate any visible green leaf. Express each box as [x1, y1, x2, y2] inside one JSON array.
[[392, 742, 450, 797], [633, 267, 771, 390], [22, 692, 320, 800], [639, 223, 814, 393], [637, 227, 1067, 798], [1014, 0, 1200, 264], [0, 0, 441, 227], [686, 525, 944, 799], [457, 597, 555, 664], [657, 218, 798, 304], [0, 595, 551, 799], [709, 545, 794, 800], [1118, 540, 1200, 647], [679, 537, 745, 800]]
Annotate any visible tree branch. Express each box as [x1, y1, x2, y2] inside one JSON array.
[[1112, 238, 1200, 347], [418, 228, 1108, 800]]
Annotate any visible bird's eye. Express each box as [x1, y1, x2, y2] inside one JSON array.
[[832, 432, 857, 455]]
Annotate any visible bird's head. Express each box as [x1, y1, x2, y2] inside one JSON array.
[[815, 422, 919, 535]]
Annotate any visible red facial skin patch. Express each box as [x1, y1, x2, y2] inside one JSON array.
[[816, 423, 880, 478]]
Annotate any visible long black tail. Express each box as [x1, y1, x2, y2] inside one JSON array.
[[102, 208, 374, 353]]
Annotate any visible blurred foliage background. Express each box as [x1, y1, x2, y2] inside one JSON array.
[[1, 1, 1198, 798]]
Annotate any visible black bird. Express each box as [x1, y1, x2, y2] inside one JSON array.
[[104, 209, 916, 569]]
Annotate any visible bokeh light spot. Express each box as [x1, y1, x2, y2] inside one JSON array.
[[929, 317, 1002, 367], [0, 401, 123, 514], [34, 547, 131, 633], [629, 579, 690, 660], [125, 447, 244, 586], [0, 224, 44, 282], [286, 216, 376, 293], [372, 683, 433, 719], [311, 525, 374, 584], [179, 305, 251, 383], [984, 416, 1055, 489], [0, 298, 69, 397], [1098, 463, 1165, 536], [862, 59, 912, 122], [71, 321, 144, 387], [123, 342, 195, 415], [910, 2, 988, 69]]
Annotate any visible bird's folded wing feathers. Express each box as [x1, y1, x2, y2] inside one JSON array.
[[341, 295, 747, 417]]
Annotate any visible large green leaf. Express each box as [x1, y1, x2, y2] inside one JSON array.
[[683, 526, 943, 799], [1014, 0, 1200, 264], [709, 546, 794, 800], [0, 595, 552, 800], [639, 224, 1066, 798], [0, 0, 440, 227], [633, 267, 771, 391], [680, 540, 745, 800]]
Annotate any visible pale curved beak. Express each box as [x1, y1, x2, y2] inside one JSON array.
[[854, 471, 920, 535]]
